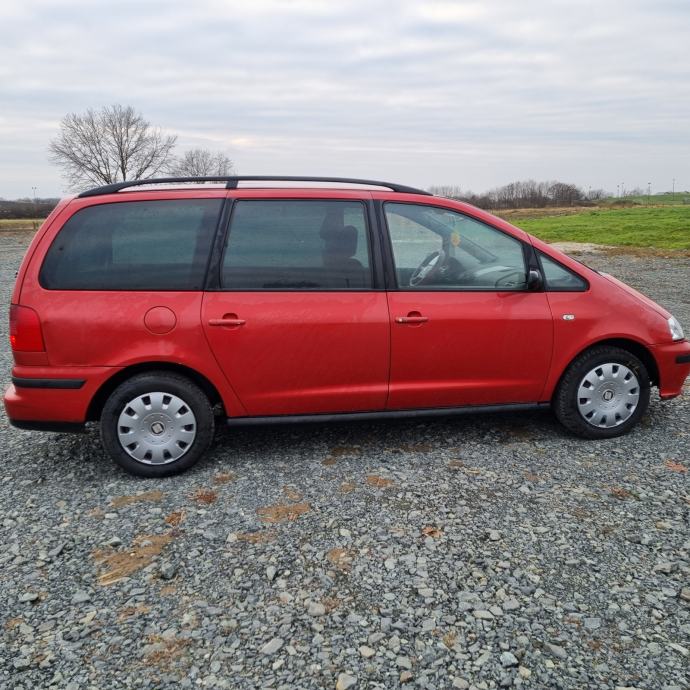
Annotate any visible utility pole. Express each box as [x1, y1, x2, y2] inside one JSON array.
[[672, 177, 675, 201], [31, 186, 37, 217], [647, 182, 651, 206]]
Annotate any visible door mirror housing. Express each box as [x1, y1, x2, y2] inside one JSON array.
[[527, 269, 543, 291]]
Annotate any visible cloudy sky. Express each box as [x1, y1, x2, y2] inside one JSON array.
[[1, 0, 688, 198]]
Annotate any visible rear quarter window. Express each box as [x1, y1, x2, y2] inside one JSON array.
[[40, 199, 222, 290]]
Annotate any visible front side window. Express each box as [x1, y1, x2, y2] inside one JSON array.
[[385, 203, 527, 290], [222, 200, 371, 289], [538, 252, 588, 291], [40, 199, 222, 290]]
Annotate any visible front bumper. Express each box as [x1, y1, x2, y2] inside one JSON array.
[[651, 340, 690, 399]]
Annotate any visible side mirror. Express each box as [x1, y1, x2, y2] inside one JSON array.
[[527, 269, 543, 291]]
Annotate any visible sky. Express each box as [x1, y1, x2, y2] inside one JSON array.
[[1, 0, 689, 199]]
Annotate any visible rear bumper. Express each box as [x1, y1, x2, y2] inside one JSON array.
[[651, 340, 690, 399], [3, 366, 118, 424], [9, 418, 86, 433]]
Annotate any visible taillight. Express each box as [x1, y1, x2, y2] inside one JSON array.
[[9, 304, 45, 352]]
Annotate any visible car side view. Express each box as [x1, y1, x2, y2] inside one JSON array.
[[5, 176, 690, 476]]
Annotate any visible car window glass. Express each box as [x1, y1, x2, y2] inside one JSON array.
[[539, 252, 587, 291], [40, 199, 222, 290], [222, 200, 371, 289], [385, 203, 527, 290]]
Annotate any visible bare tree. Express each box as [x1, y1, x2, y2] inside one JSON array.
[[432, 179, 606, 210], [428, 185, 464, 199], [49, 105, 177, 190], [167, 148, 235, 177]]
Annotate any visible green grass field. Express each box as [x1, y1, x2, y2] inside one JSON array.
[[501, 205, 690, 251]]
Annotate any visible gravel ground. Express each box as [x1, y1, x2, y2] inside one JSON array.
[[1, 232, 688, 690]]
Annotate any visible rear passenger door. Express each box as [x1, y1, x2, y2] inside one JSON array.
[[202, 198, 390, 416]]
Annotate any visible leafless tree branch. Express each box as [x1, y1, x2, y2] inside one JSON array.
[[166, 148, 235, 177], [49, 105, 177, 191]]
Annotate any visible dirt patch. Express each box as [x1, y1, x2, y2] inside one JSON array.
[[366, 475, 395, 488], [549, 241, 690, 259], [327, 547, 354, 572], [164, 510, 185, 527], [213, 472, 236, 485], [664, 460, 687, 473], [256, 502, 311, 523], [283, 485, 303, 502], [144, 635, 192, 666], [190, 488, 218, 505], [549, 241, 613, 255], [93, 534, 173, 585], [117, 604, 151, 622]]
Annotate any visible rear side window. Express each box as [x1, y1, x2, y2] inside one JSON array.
[[40, 199, 222, 290], [222, 200, 371, 289], [538, 252, 588, 291]]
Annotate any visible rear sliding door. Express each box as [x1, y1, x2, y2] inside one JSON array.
[[202, 198, 390, 416]]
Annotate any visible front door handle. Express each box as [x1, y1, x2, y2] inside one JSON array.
[[208, 313, 246, 327], [395, 313, 429, 324]]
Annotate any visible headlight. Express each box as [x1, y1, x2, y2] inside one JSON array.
[[668, 316, 685, 341]]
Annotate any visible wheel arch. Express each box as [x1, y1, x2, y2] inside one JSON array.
[[86, 362, 223, 421], [552, 337, 659, 401]]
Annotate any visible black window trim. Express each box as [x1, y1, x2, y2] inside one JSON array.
[[212, 197, 382, 292], [536, 250, 590, 292], [39, 198, 226, 292], [379, 200, 538, 293]]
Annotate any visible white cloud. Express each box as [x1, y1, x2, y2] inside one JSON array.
[[0, 0, 688, 196]]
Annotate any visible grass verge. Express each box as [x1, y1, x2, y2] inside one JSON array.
[[0, 218, 44, 231]]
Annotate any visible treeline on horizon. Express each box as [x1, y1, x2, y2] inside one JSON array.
[[428, 179, 609, 209], [0, 198, 60, 219], [0, 179, 665, 219]]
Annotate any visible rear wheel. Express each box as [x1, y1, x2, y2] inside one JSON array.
[[554, 346, 650, 439], [100, 372, 214, 477]]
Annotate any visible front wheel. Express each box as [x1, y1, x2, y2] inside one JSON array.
[[554, 346, 650, 439], [100, 372, 214, 477]]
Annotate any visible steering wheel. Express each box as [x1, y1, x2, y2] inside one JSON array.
[[409, 250, 447, 287]]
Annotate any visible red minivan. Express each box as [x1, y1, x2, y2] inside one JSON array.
[[4, 177, 689, 476]]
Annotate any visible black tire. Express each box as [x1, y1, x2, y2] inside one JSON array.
[[100, 371, 214, 477], [553, 346, 650, 439]]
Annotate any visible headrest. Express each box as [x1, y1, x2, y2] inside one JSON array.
[[322, 224, 358, 258]]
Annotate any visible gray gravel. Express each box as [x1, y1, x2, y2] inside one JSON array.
[[1, 232, 689, 690]]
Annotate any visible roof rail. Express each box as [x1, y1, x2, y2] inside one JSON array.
[[77, 176, 432, 198]]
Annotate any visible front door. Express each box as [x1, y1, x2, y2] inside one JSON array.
[[383, 202, 553, 409], [202, 198, 389, 416]]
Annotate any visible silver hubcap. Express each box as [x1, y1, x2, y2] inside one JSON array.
[[117, 392, 196, 465], [577, 362, 640, 428]]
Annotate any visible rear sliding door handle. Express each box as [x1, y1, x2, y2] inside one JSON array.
[[208, 317, 246, 327]]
